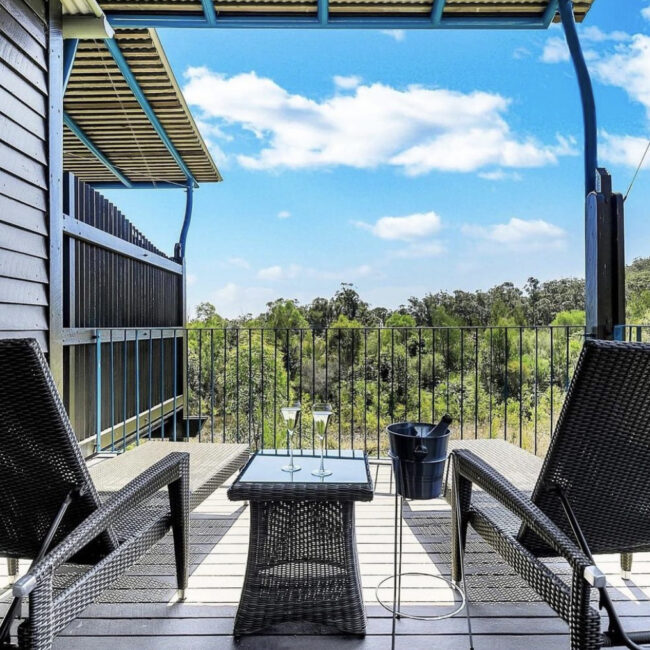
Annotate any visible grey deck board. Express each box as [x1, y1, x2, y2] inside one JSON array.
[[2, 461, 650, 649]]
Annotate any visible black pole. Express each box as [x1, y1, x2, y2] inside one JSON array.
[[558, 0, 597, 197], [558, 0, 625, 340]]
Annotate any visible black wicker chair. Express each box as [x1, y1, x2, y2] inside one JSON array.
[[451, 339, 650, 650], [0, 339, 189, 649]]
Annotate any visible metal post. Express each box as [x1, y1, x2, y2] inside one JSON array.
[[558, 0, 597, 197], [558, 1, 625, 340], [95, 330, 102, 454], [173, 329, 178, 442], [135, 329, 140, 446], [48, 0, 65, 391], [175, 179, 194, 261], [585, 169, 625, 339]]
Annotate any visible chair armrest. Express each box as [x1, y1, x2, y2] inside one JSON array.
[[14, 451, 189, 597], [451, 449, 594, 573]]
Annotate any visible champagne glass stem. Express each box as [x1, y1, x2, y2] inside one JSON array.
[[288, 429, 294, 469]]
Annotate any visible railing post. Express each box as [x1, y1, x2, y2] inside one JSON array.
[[585, 170, 625, 340], [95, 329, 102, 454], [135, 329, 140, 446], [173, 329, 178, 442]]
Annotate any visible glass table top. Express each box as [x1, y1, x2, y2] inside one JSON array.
[[237, 449, 369, 485]]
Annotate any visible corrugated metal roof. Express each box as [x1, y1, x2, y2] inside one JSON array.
[[97, 0, 595, 23], [62, 0, 104, 17], [63, 29, 221, 186]]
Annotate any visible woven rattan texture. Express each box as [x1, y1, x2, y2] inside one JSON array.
[[0, 339, 117, 563], [447, 340, 650, 649], [451, 447, 602, 649], [520, 339, 650, 556], [0, 339, 190, 649], [228, 452, 373, 636]]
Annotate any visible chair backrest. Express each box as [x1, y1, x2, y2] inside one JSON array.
[[518, 339, 650, 556], [0, 339, 118, 562]]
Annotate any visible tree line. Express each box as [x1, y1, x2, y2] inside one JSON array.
[[185, 259, 650, 455]]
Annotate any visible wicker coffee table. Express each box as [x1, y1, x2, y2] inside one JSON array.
[[227, 449, 374, 637]]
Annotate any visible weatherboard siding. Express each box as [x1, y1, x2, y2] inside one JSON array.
[[0, 0, 49, 352]]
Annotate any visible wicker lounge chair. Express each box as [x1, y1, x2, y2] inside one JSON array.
[[0, 339, 190, 649], [450, 339, 650, 650]]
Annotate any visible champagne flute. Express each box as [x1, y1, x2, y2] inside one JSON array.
[[280, 402, 301, 473], [311, 403, 333, 477]]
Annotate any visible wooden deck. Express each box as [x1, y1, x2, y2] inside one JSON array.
[[3, 462, 650, 649]]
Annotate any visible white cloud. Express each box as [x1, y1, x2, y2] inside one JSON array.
[[277, 210, 291, 219], [643, 6, 650, 21], [581, 26, 630, 44], [391, 241, 444, 259], [193, 117, 231, 167], [513, 47, 531, 60], [380, 29, 405, 42], [183, 68, 575, 176], [478, 169, 522, 181], [390, 131, 575, 176], [462, 218, 566, 251], [540, 37, 570, 64], [333, 75, 362, 90], [256, 263, 374, 282], [212, 282, 276, 318], [257, 265, 287, 281], [225, 256, 250, 269], [354, 211, 442, 241], [591, 34, 650, 115], [540, 27, 631, 64], [601, 131, 650, 169]]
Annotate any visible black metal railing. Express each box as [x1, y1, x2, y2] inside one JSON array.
[[614, 324, 650, 342], [89, 325, 589, 457]]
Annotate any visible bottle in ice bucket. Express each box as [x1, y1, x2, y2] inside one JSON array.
[[387, 415, 452, 500]]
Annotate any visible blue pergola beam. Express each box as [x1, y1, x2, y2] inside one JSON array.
[[63, 38, 78, 92], [200, 0, 217, 25], [107, 14, 546, 29], [103, 38, 197, 188], [542, 0, 559, 27], [90, 181, 187, 189], [63, 112, 133, 188], [558, 0, 597, 196], [431, 0, 445, 25], [318, 0, 328, 26]]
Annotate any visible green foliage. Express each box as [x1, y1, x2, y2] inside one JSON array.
[[264, 298, 309, 331], [184, 260, 650, 455], [385, 312, 416, 328], [551, 310, 585, 326]]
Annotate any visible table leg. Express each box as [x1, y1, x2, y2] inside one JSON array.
[[234, 499, 366, 637]]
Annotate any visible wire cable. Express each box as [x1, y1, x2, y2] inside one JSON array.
[[624, 139, 650, 202]]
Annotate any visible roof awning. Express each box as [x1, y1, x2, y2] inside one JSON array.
[[97, 0, 595, 29], [63, 29, 221, 189]]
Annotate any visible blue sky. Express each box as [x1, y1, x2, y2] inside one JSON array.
[[103, 2, 650, 318]]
